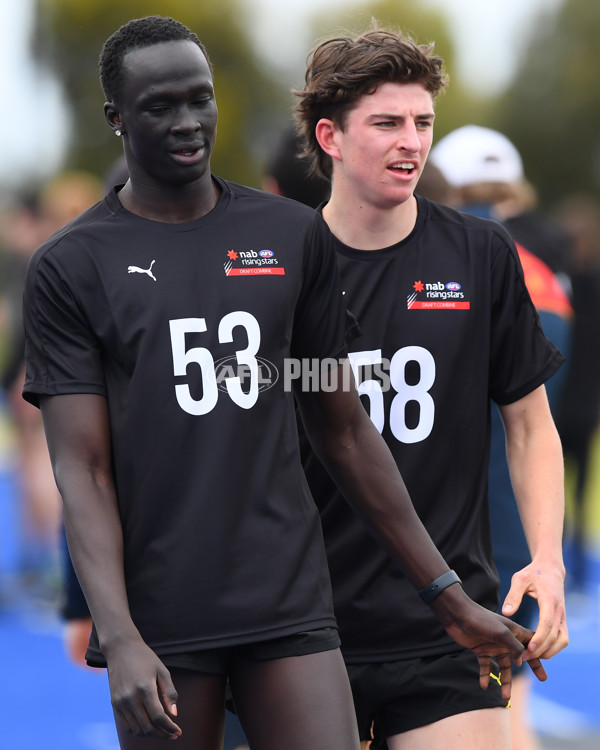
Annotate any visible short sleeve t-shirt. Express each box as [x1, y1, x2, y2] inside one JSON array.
[[302, 196, 564, 662], [23, 178, 348, 664]]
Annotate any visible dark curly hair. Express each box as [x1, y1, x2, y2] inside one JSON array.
[[294, 27, 448, 180], [99, 16, 211, 103]]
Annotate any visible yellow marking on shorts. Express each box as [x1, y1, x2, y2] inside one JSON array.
[[490, 671, 502, 686]]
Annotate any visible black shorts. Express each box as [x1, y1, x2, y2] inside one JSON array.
[[160, 627, 340, 675], [347, 649, 508, 743]]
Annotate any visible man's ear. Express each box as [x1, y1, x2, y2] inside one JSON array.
[[104, 102, 123, 136], [315, 118, 342, 163]]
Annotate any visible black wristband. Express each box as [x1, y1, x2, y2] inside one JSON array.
[[418, 569, 462, 604]]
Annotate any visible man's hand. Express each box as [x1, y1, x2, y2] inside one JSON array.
[[431, 583, 547, 701], [502, 560, 568, 660], [106, 640, 181, 739]]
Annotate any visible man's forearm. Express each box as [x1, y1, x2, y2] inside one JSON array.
[[504, 402, 566, 571], [61, 474, 143, 655], [41, 394, 143, 655]]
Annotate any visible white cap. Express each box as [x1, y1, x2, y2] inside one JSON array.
[[429, 125, 524, 187]]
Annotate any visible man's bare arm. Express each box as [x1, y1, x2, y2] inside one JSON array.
[[41, 394, 182, 738], [500, 385, 568, 660]]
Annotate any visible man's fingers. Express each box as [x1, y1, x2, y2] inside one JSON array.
[[146, 705, 182, 738], [526, 657, 548, 682], [158, 671, 180, 719], [115, 706, 144, 737], [536, 635, 568, 660], [528, 612, 553, 655], [476, 653, 513, 701], [144, 682, 182, 738], [477, 654, 491, 691], [500, 619, 529, 662], [476, 652, 512, 701], [480, 613, 527, 659], [114, 686, 182, 739], [494, 652, 513, 702], [525, 622, 569, 660], [529, 602, 569, 658], [115, 708, 134, 735], [501, 582, 525, 617], [156, 677, 182, 735]]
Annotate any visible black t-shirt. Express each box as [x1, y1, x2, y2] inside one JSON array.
[[302, 196, 564, 663], [23, 177, 348, 665]]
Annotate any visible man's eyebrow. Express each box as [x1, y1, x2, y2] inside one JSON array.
[[368, 112, 435, 120], [138, 82, 214, 103]]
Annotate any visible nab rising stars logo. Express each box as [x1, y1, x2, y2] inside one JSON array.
[[407, 279, 470, 310], [224, 248, 286, 277]]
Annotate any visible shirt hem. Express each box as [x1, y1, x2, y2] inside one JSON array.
[[85, 615, 337, 668]]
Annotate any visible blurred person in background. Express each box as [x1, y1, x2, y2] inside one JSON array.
[[553, 193, 600, 590], [262, 123, 330, 208], [494, 176, 574, 297], [0, 172, 102, 604], [0, 194, 42, 379], [103, 154, 129, 193], [0, 193, 49, 597], [429, 125, 573, 378], [431, 127, 600, 594], [430, 124, 573, 750], [415, 159, 458, 207]]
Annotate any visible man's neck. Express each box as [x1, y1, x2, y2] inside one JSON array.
[[117, 174, 220, 224], [322, 191, 418, 251]]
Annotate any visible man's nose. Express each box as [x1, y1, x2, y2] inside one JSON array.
[[396, 122, 420, 152], [172, 106, 202, 133]]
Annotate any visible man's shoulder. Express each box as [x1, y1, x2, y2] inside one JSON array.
[[418, 196, 516, 255], [420, 196, 508, 234]]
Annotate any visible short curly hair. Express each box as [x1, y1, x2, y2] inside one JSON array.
[[99, 16, 211, 103], [294, 28, 448, 180]]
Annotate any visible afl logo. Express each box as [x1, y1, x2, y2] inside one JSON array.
[[259, 249, 274, 258], [446, 282, 461, 291], [213, 356, 279, 393]]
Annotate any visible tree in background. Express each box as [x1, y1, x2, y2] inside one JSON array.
[[31, 0, 287, 186], [304, 0, 600, 212], [492, 0, 600, 208], [31, 0, 595, 209]]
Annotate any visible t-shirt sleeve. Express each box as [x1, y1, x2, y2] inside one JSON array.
[[489, 231, 565, 405], [22, 247, 106, 407], [291, 214, 353, 362]]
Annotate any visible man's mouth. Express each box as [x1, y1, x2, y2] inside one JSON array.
[[389, 162, 416, 174], [171, 146, 204, 164]]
